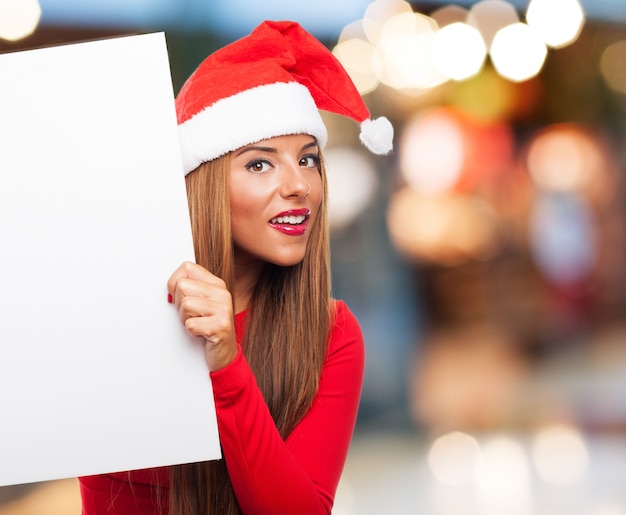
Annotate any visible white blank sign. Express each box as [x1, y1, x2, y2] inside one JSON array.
[[0, 33, 221, 486]]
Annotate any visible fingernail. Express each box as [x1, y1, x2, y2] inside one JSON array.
[[167, 293, 173, 304]]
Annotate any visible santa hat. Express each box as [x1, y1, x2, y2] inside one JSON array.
[[175, 20, 393, 175]]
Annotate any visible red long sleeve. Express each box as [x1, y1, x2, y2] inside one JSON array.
[[78, 300, 364, 514], [211, 300, 364, 514]]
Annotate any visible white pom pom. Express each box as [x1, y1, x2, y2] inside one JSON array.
[[359, 117, 394, 155]]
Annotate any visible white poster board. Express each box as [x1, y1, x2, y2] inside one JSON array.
[[0, 33, 221, 487]]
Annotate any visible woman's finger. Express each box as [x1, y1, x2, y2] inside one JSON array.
[[167, 261, 228, 304]]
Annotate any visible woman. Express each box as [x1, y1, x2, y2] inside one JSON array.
[[79, 20, 392, 514]]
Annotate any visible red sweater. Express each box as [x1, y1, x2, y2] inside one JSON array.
[[79, 300, 364, 514]]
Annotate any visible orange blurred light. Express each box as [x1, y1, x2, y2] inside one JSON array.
[[400, 109, 465, 195], [400, 108, 514, 195], [386, 187, 501, 264], [526, 124, 604, 193]]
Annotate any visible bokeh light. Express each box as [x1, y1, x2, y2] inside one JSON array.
[[0, 0, 41, 42], [428, 431, 481, 486], [529, 192, 596, 285], [526, 125, 604, 193], [374, 12, 446, 90], [400, 109, 464, 195], [490, 22, 548, 82], [387, 188, 500, 264], [431, 22, 487, 81], [531, 424, 589, 487], [430, 4, 468, 27], [333, 0, 585, 91], [400, 108, 514, 195], [600, 40, 626, 95], [467, 0, 520, 49], [333, 37, 379, 94], [361, 0, 413, 47], [526, 0, 585, 49], [474, 436, 531, 511]]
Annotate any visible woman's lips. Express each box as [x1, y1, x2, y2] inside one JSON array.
[[268, 209, 310, 235]]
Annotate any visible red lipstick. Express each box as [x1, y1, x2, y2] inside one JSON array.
[[268, 208, 310, 236]]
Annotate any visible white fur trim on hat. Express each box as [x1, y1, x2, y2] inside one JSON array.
[[178, 82, 328, 175]]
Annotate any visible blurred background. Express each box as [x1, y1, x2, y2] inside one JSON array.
[[2, 0, 626, 513]]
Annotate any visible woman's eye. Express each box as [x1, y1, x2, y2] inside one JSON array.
[[300, 154, 320, 168], [245, 159, 272, 174]]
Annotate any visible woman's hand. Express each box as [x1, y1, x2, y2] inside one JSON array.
[[167, 261, 238, 372]]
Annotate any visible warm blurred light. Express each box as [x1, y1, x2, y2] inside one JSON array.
[[400, 108, 514, 195], [430, 5, 468, 27], [374, 12, 447, 90], [431, 22, 487, 81], [448, 67, 518, 122], [591, 504, 626, 515], [526, 0, 585, 49], [324, 147, 378, 233], [474, 436, 531, 510], [490, 22, 548, 82], [338, 19, 368, 43], [531, 424, 589, 487], [600, 40, 626, 95], [400, 110, 464, 195], [333, 38, 379, 94], [0, 0, 41, 42], [413, 329, 527, 431], [526, 125, 603, 192], [467, 0, 520, 49], [428, 431, 481, 486], [529, 192, 596, 285], [387, 188, 500, 264], [362, 0, 413, 47], [459, 120, 514, 191], [379, 11, 439, 51]]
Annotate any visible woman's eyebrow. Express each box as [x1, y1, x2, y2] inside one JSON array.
[[301, 141, 319, 152], [235, 145, 277, 156], [235, 139, 318, 157]]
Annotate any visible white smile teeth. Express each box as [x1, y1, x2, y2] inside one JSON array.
[[271, 215, 306, 225]]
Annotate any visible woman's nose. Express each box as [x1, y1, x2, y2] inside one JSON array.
[[279, 165, 310, 200]]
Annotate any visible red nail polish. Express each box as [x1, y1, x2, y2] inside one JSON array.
[[167, 293, 173, 304]]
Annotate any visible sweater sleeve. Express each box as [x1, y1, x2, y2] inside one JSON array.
[[210, 300, 364, 515]]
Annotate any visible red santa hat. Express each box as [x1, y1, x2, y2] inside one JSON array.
[[175, 20, 393, 175]]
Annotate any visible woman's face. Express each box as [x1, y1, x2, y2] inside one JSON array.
[[229, 134, 323, 268]]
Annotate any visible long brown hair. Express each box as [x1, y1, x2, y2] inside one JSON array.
[[170, 149, 331, 514]]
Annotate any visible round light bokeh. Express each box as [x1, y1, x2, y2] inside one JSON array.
[[0, 0, 41, 41], [531, 425, 589, 487], [490, 22, 548, 82], [474, 436, 531, 510], [431, 22, 487, 81], [374, 12, 446, 90], [526, 126, 603, 193], [333, 37, 380, 94], [526, 0, 585, 49], [428, 431, 482, 486], [600, 40, 626, 96], [400, 109, 465, 195]]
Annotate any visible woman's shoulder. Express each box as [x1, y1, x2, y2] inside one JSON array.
[[328, 299, 364, 355], [331, 299, 359, 327]]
